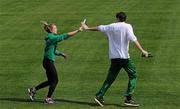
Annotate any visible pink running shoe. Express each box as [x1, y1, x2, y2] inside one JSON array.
[[45, 98, 54, 104]]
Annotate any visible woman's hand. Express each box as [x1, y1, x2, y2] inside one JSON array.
[[61, 52, 67, 59], [78, 26, 83, 32]]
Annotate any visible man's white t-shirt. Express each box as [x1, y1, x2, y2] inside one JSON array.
[[98, 22, 137, 59]]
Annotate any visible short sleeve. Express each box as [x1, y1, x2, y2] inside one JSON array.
[[127, 25, 137, 42], [98, 25, 110, 33]]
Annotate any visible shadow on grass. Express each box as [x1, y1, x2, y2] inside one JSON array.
[[0, 97, 43, 103], [0, 97, 126, 107], [55, 99, 125, 107]]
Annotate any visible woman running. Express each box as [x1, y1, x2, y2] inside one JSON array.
[[28, 21, 83, 104]]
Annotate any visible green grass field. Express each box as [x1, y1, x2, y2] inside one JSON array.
[[0, 0, 180, 109]]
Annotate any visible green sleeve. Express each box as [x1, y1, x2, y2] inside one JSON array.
[[54, 50, 62, 56], [50, 33, 69, 43]]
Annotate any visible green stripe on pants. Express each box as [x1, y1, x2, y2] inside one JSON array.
[[124, 59, 137, 97], [96, 58, 137, 98]]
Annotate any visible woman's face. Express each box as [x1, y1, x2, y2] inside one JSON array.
[[51, 25, 58, 34]]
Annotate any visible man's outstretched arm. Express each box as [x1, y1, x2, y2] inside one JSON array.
[[81, 22, 99, 31]]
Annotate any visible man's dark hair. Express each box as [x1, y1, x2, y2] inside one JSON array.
[[116, 12, 127, 22]]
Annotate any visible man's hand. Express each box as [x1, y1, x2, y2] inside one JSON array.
[[141, 50, 153, 58], [80, 19, 99, 31], [81, 22, 89, 30], [142, 50, 148, 57]]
